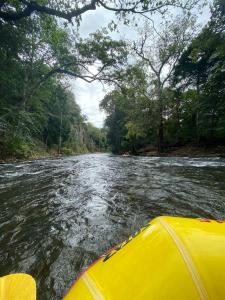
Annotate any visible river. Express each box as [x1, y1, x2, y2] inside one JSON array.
[[0, 153, 225, 299]]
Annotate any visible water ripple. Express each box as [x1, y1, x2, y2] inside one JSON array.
[[0, 154, 225, 299]]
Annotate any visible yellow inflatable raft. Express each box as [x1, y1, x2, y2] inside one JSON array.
[[64, 216, 225, 300], [1, 216, 225, 299]]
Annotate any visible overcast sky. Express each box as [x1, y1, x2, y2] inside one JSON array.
[[71, 4, 211, 128]]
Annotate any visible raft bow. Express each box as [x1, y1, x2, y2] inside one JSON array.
[[64, 216, 225, 300], [2, 216, 225, 300]]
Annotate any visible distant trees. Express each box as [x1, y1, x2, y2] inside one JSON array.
[[101, 0, 225, 154], [100, 65, 153, 153]]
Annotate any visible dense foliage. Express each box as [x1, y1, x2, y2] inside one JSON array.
[[0, 14, 108, 159], [101, 0, 225, 154]]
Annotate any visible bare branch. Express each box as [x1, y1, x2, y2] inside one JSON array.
[[162, 53, 181, 86], [98, 0, 173, 14], [28, 60, 113, 98], [139, 14, 165, 40], [133, 35, 159, 76]]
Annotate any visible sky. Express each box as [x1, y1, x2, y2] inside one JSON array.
[[70, 3, 211, 128], [71, 8, 117, 128]]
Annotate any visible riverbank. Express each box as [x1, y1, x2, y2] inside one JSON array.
[[0, 150, 109, 164], [0, 149, 90, 164], [166, 146, 225, 157], [137, 145, 225, 157], [0, 138, 105, 163], [2, 146, 225, 163], [0, 153, 57, 164]]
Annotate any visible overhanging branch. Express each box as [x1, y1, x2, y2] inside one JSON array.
[[0, 0, 97, 21], [29, 61, 113, 97], [0, 0, 199, 22]]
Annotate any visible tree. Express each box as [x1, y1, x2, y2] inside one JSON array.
[[133, 15, 195, 152], [100, 65, 155, 153], [172, 0, 225, 145], [0, 12, 109, 158], [0, 0, 199, 22], [86, 123, 108, 151], [100, 0, 225, 154]]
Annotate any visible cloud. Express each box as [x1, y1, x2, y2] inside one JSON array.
[[78, 7, 114, 37], [72, 78, 106, 128], [69, 8, 115, 128]]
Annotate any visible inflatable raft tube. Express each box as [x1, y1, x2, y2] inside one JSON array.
[[64, 216, 225, 300]]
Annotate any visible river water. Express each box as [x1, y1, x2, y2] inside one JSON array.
[[0, 153, 225, 299]]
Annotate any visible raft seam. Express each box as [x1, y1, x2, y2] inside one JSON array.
[[158, 217, 209, 300], [82, 273, 105, 300]]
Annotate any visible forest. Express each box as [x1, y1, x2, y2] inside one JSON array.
[[100, 0, 225, 154], [0, 0, 225, 158], [0, 5, 110, 159]]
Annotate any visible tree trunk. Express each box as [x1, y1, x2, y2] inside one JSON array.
[[58, 110, 62, 155], [157, 107, 164, 153], [157, 83, 164, 153], [196, 73, 200, 145], [175, 96, 181, 144]]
